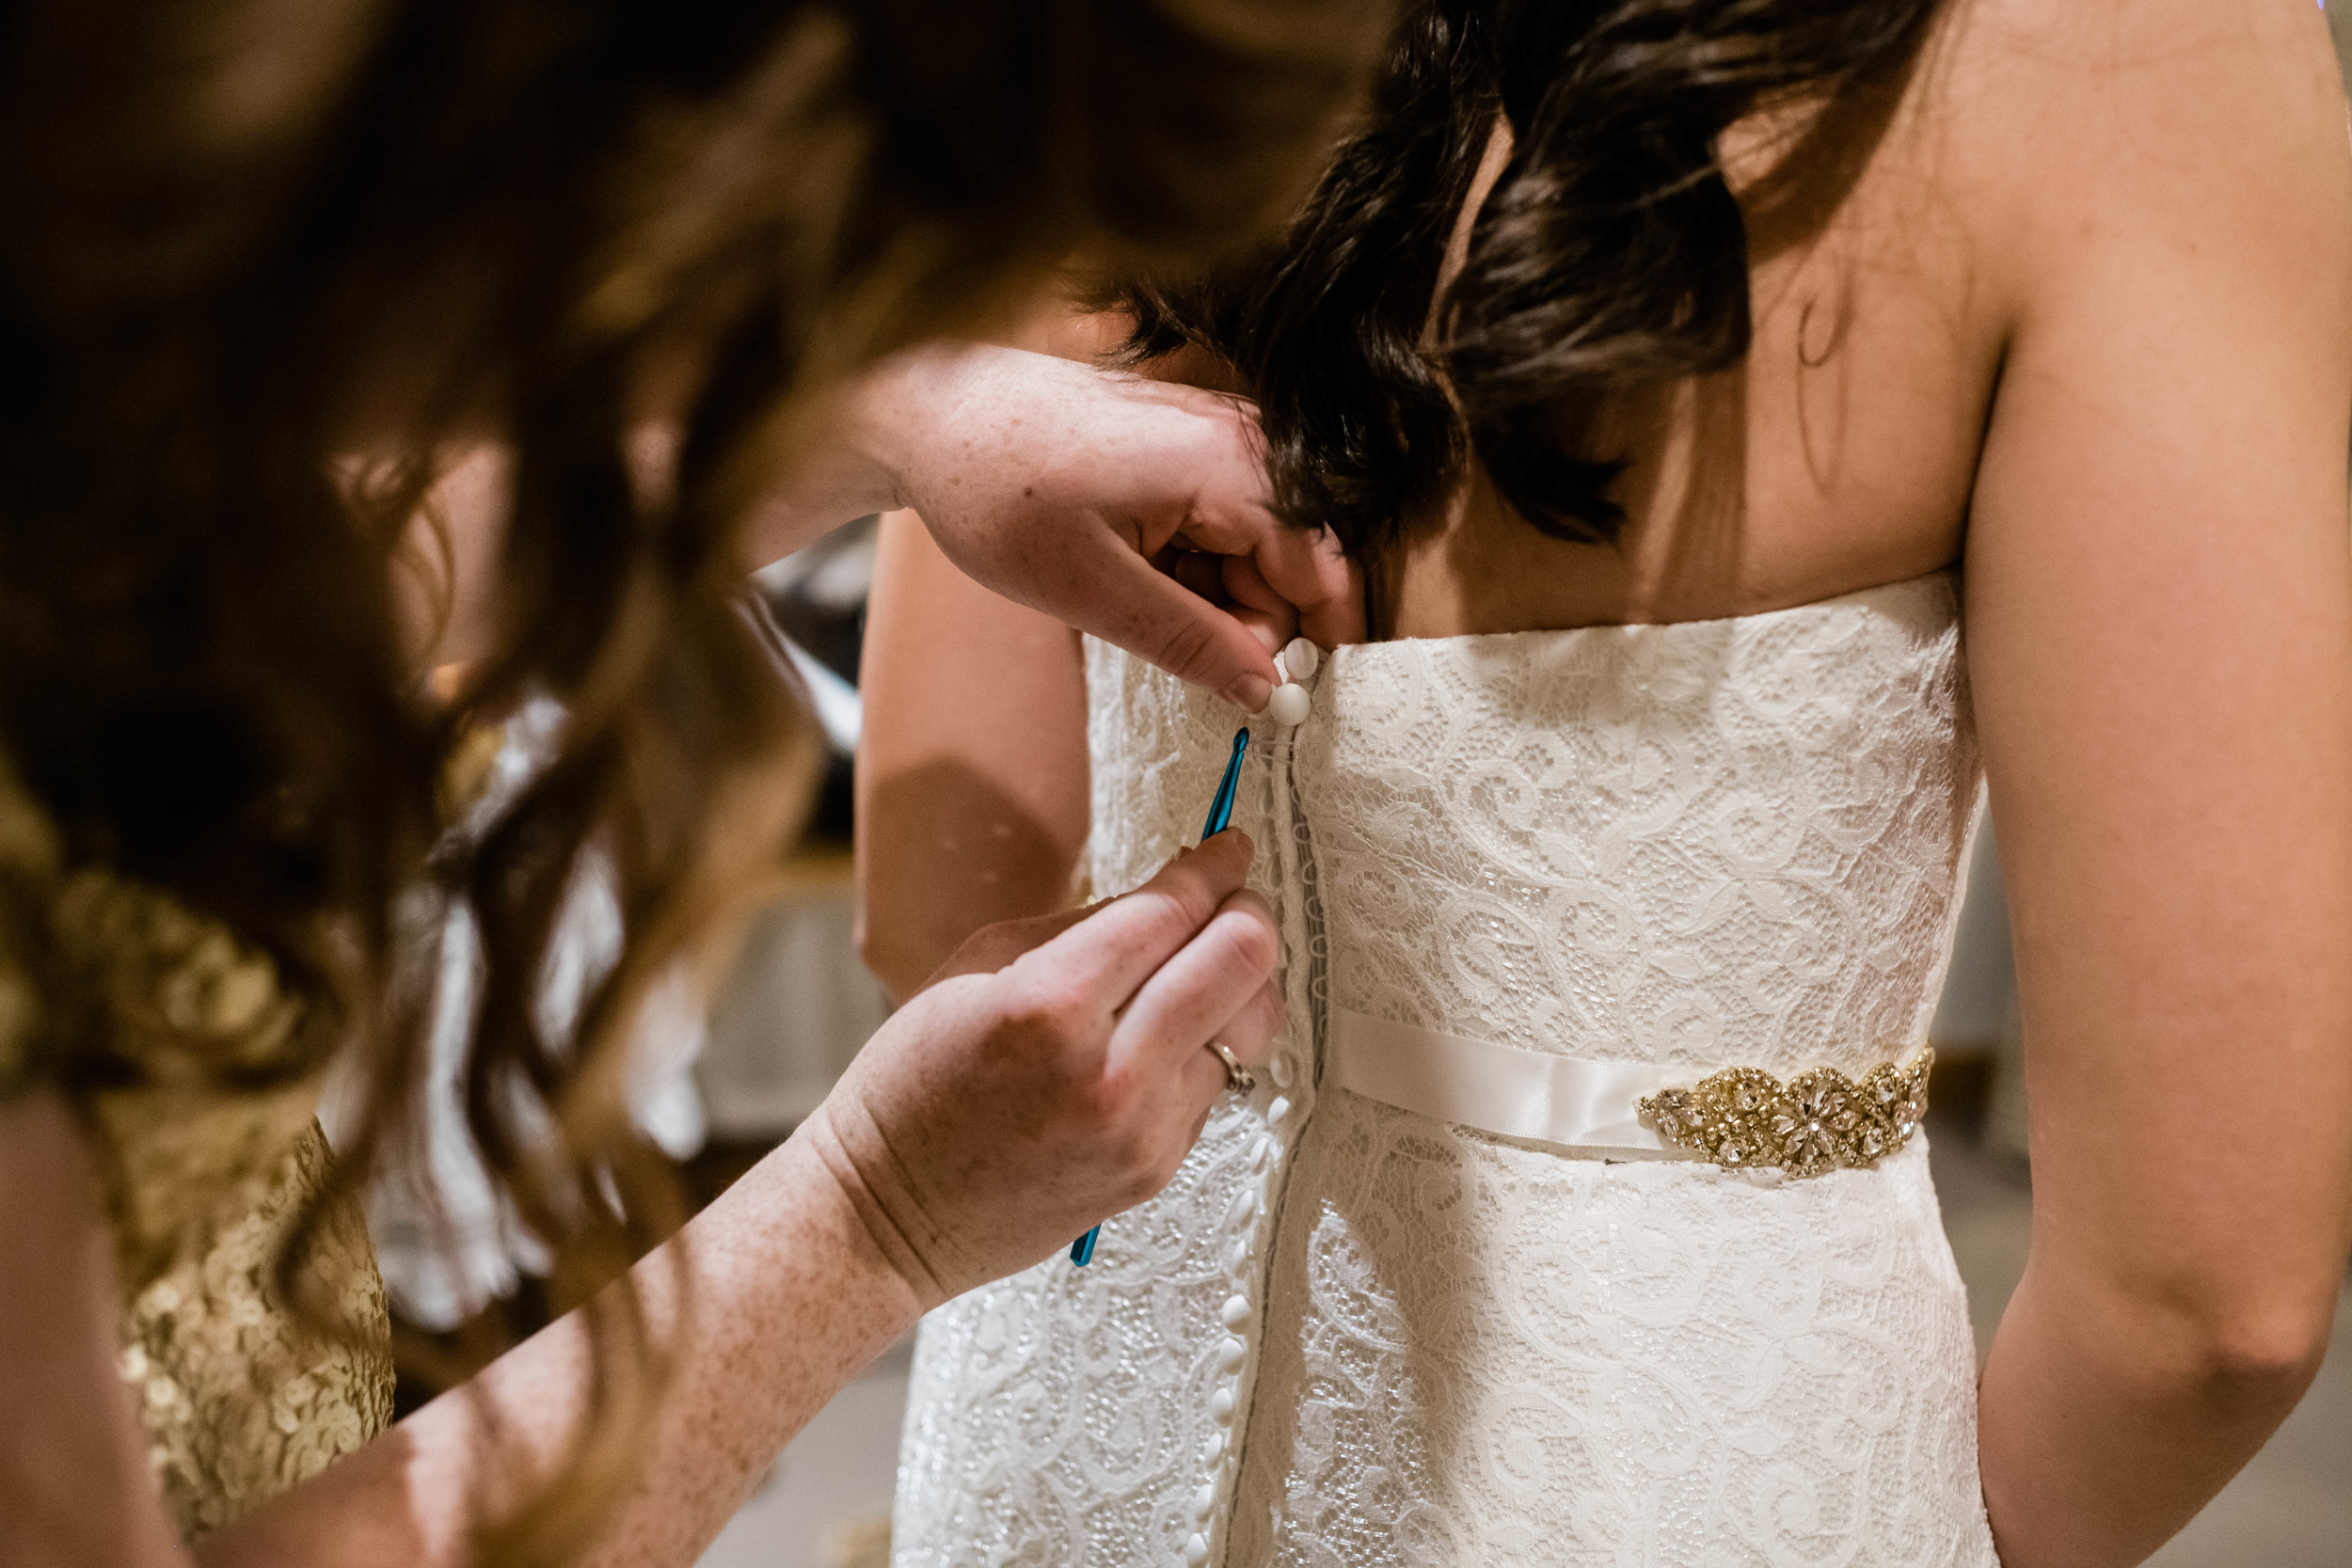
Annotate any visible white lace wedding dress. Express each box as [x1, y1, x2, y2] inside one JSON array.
[[893, 572, 1999, 1566]]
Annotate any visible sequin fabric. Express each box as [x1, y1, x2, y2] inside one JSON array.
[[894, 572, 1996, 1566], [0, 756, 393, 1540]]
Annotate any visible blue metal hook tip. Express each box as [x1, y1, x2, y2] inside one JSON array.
[[1072, 728, 1254, 1268], [1202, 727, 1250, 841]]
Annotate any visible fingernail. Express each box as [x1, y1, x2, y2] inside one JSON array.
[[1227, 673, 1272, 714]]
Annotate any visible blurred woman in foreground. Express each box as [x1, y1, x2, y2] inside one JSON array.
[[0, 2, 1380, 1563]]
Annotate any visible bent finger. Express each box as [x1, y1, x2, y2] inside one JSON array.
[[1220, 554, 1299, 655], [1166, 548, 1229, 605], [1256, 524, 1365, 648], [1078, 540, 1279, 710], [1128, 1046, 1231, 1204], [1207, 975, 1284, 1073], [1176, 501, 1364, 651]]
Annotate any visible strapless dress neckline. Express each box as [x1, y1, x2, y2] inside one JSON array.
[[1345, 566, 1956, 653]]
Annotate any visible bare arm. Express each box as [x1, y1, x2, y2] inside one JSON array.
[[7, 838, 1281, 1567], [857, 510, 1090, 1003], [0, 1095, 189, 1567], [1962, 3, 2352, 1562], [398, 342, 1357, 707]]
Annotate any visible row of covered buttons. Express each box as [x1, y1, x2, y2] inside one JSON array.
[[1180, 945, 1303, 1560], [1186, 640, 1318, 1564]]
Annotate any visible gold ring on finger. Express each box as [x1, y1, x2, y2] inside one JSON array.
[[1208, 1041, 1256, 1095]]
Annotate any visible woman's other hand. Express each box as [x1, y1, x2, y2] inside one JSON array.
[[802, 830, 1280, 1308], [850, 344, 1363, 708]]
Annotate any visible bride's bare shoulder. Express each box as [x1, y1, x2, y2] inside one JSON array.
[[1930, 0, 2343, 134], [1924, 0, 2349, 308]]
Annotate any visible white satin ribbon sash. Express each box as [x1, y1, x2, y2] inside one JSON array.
[[1327, 1008, 1697, 1160]]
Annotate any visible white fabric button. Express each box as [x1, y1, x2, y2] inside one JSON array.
[[1221, 1293, 1251, 1329], [1282, 637, 1322, 681], [1267, 1095, 1292, 1125], [1216, 1336, 1248, 1372], [1269, 1055, 1293, 1088], [1248, 1133, 1271, 1166], [1209, 1386, 1235, 1424], [1202, 1430, 1226, 1462], [1192, 1481, 1218, 1521], [1184, 1532, 1210, 1565], [1266, 683, 1311, 726]]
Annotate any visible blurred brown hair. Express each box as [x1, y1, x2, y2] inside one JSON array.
[[0, 0, 1379, 1556]]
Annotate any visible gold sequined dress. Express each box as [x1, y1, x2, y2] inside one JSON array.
[[0, 755, 394, 1540]]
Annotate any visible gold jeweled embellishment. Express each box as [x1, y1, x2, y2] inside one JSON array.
[[1638, 1049, 1933, 1178]]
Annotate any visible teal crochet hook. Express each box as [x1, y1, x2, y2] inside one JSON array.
[[1071, 725, 1252, 1268]]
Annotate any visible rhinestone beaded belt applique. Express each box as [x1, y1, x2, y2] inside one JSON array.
[[1638, 1049, 1933, 1177]]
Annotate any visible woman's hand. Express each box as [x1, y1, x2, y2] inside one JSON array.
[[802, 830, 1280, 1307], [850, 344, 1363, 709], [183, 832, 1280, 1568]]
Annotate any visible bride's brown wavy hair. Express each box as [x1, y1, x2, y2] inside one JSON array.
[[1117, 0, 1947, 575], [0, 0, 1376, 1557]]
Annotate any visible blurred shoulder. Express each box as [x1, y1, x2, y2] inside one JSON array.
[[0, 750, 61, 1094], [0, 738, 311, 1100]]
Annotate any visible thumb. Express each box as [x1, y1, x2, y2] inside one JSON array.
[[1067, 542, 1279, 711]]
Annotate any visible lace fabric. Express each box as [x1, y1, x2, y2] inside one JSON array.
[[1231, 1117, 1983, 1566], [897, 646, 1311, 1564], [895, 573, 1995, 1566]]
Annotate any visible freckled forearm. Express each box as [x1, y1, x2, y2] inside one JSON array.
[[200, 1130, 922, 1568], [566, 1130, 925, 1566]]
